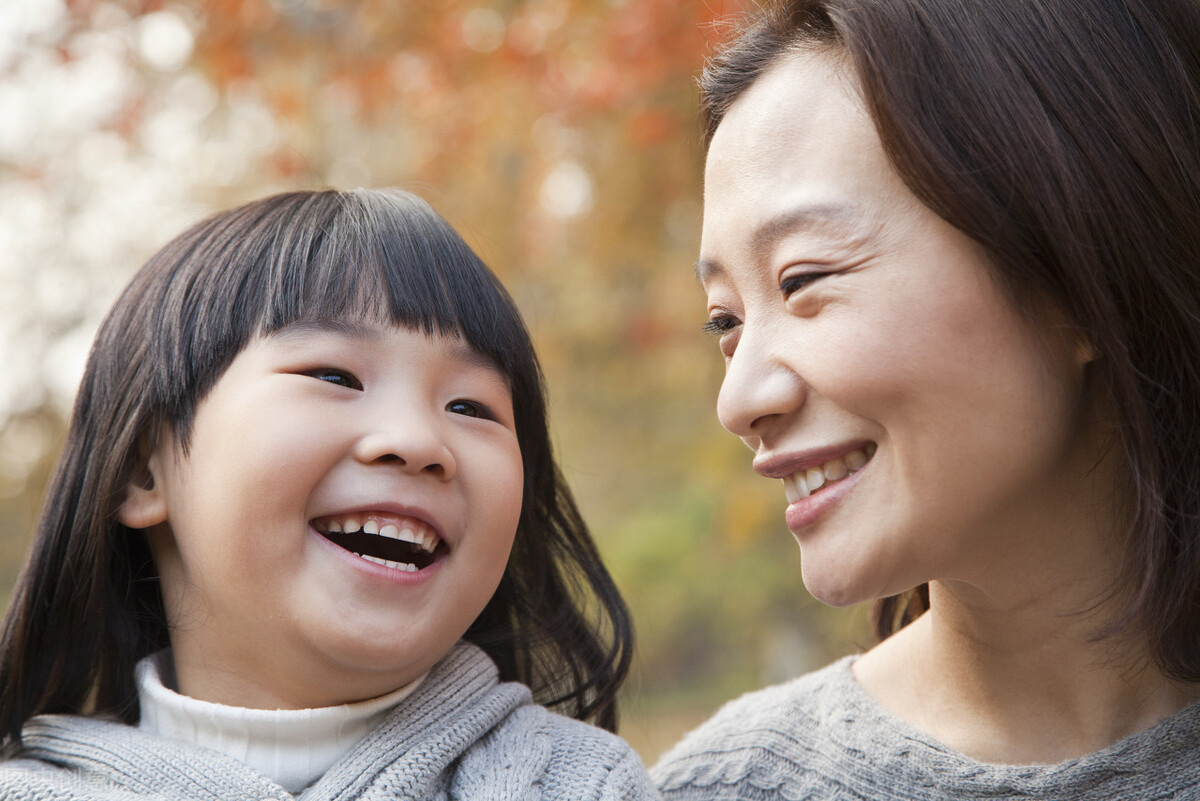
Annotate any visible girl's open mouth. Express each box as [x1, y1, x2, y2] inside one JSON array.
[[311, 514, 447, 572], [783, 443, 877, 503]]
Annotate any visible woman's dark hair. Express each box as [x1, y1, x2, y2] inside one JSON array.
[[700, 0, 1200, 681], [0, 188, 633, 745]]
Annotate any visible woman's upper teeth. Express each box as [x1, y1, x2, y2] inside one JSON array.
[[315, 514, 439, 553], [783, 445, 874, 503]]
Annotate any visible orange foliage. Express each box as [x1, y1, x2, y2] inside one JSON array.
[[126, 0, 750, 180]]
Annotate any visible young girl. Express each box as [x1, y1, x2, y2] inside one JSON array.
[[0, 188, 656, 799]]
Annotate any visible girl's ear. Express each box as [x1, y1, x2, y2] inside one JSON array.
[[118, 437, 169, 529]]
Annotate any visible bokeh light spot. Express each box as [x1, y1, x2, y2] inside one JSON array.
[[462, 8, 506, 53], [539, 159, 593, 220], [136, 11, 194, 72]]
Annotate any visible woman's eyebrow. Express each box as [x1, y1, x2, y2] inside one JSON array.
[[750, 202, 869, 254], [695, 256, 724, 287], [696, 202, 874, 287]]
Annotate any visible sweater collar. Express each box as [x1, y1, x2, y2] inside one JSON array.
[[135, 650, 424, 794], [20, 642, 530, 800]]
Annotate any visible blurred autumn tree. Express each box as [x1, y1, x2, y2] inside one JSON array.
[[0, 0, 865, 759]]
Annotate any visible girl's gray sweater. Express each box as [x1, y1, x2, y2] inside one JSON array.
[[652, 656, 1200, 800], [0, 641, 657, 800]]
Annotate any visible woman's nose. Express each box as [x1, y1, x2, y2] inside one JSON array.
[[353, 406, 457, 480], [716, 330, 807, 442]]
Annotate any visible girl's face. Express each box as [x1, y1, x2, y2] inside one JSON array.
[[700, 50, 1104, 607], [120, 322, 523, 708]]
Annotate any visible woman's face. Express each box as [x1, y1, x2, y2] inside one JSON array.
[[700, 49, 1101, 606]]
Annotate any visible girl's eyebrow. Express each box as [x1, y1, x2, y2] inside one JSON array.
[[268, 319, 506, 376], [269, 319, 384, 343], [439, 336, 505, 375]]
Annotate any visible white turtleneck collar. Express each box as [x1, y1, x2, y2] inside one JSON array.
[[135, 652, 424, 794]]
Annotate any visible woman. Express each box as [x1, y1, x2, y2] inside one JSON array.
[[653, 0, 1200, 798]]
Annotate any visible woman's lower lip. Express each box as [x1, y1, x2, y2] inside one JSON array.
[[784, 464, 865, 532]]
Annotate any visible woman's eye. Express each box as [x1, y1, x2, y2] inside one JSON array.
[[447, 399, 492, 420], [304, 368, 362, 390], [701, 314, 741, 336], [780, 271, 827, 297]]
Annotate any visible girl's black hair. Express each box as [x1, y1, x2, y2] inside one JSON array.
[[0, 188, 633, 744], [699, 0, 1200, 681]]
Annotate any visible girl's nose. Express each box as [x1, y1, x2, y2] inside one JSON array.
[[353, 408, 457, 480], [716, 330, 807, 442]]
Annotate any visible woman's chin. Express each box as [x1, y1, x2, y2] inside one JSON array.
[[802, 565, 915, 609], [801, 573, 874, 608]]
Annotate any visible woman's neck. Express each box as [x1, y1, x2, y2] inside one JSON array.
[[849, 405, 1200, 763], [854, 585, 1200, 764]]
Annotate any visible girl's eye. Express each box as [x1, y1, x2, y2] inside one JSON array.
[[447, 399, 493, 420], [701, 313, 741, 337], [305, 368, 362, 390]]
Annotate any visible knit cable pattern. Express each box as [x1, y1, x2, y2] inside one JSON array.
[[652, 656, 1200, 801], [2, 641, 656, 801]]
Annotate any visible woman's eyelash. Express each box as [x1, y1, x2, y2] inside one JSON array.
[[447, 399, 493, 420], [701, 315, 740, 336], [780, 271, 827, 296], [304, 368, 362, 390]]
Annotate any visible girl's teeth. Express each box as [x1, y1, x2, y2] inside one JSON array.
[[785, 446, 873, 503], [317, 515, 441, 553], [386, 525, 434, 553], [359, 554, 418, 572]]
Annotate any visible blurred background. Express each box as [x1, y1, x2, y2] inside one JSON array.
[[0, 0, 869, 762]]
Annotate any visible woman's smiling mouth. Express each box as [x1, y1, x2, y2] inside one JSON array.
[[312, 513, 446, 572], [783, 443, 877, 502]]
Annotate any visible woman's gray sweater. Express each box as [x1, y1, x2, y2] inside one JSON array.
[[0, 641, 657, 800], [652, 656, 1200, 800]]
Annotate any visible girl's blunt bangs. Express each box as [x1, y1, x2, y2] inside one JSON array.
[[157, 189, 538, 446]]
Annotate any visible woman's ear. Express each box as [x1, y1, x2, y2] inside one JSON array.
[[118, 435, 169, 530]]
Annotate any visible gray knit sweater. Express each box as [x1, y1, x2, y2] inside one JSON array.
[[0, 642, 657, 800], [652, 656, 1200, 800]]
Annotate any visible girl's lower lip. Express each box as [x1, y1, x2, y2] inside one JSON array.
[[312, 530, 446, 585], [784, 462, 866, 532]]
